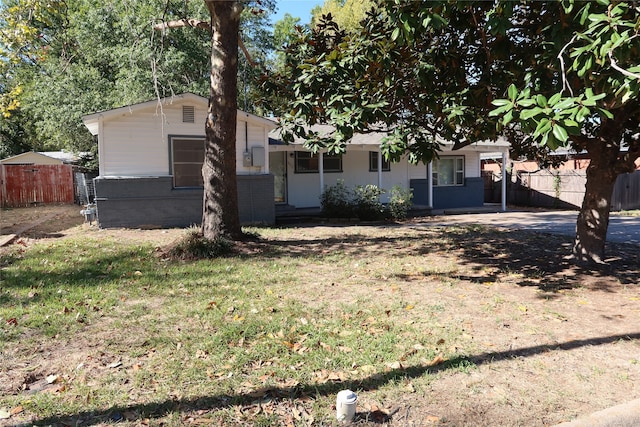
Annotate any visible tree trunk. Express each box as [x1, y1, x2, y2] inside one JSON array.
[[201, 1, 243, 241], [572, 143, 619, 264]]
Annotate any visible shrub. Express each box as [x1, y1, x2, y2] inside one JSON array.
[[388, 185, 413, 220], [321, 180, 354, 218], [353, 184, 385, 220]]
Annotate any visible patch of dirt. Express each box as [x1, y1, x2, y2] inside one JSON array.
[[1, 206, 640, 426], [1, 205, 185, 251]]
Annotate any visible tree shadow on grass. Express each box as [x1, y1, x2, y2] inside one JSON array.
[[253, 223, 640, 297], [426, 226, 640, 296], [26, 332, 640, 427]]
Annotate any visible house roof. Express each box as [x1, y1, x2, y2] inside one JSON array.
[[1, 151, 66, 165], [82, 92, 277, 135], [39, 151, 80, 163], [269, 124, 510, 153]]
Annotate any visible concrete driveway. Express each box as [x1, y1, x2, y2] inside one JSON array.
[[429, 209, 640, 246]]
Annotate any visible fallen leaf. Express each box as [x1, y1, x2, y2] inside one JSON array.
[[5, 318, 18, 326], [405, 304, 414, 310], [428, 355, 446, 367], [388, 361, 403, 370]]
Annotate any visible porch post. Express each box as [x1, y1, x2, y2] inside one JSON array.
[[319, 151, 324, 198], [377, 148, 383, 188], [427, 161, 433, 208], [501, 151, 507, 212]]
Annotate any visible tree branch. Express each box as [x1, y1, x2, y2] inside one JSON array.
[[153, 18, 210, 32], [609, 50, 640, 81], [153, 18, 256, 67]]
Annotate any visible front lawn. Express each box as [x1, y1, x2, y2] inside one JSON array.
[[1, 221, 639, 426]]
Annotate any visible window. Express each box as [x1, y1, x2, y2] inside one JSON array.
[[433, 156, 464, 186], [294, 152, 342, 173], [369, 151, 390, 172], [182, 106, 195, 123], [172, 137, 204, 187]]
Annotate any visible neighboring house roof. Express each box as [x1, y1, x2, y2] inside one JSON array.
[[82, 92, 277, 135], [0, 151, 66, 165], [39, 151, 80, 163], [269, 124, 509, 152]]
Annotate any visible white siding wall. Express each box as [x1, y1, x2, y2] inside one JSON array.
[[285, 149, 483, 209], [286, 150, 427, 208], [101, 102, 202, 176], [235, 119, 270, 175], [99, 100, 272, 177]]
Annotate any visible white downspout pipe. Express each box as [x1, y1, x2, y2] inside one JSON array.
[[319, 151, 324, 199], [427, 161, 433, 209], [377, 148, 383, 188], [501, 151, 507, 211]]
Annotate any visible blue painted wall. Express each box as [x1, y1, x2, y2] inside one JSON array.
[[410, 177, 484, 209], [94, 175, 275, 228]]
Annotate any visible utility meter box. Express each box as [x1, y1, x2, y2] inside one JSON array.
[[251, 146, 265, 167], [242, 151, 252, 167]]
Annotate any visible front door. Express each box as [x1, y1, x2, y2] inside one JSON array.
[[270, 151, 287, 203]]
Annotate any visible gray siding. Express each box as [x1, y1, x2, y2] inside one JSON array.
[[410, 177, 484, 209], [94, 175, 274, 228]]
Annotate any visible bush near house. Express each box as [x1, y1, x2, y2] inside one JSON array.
[[321, 181, 413, 221]]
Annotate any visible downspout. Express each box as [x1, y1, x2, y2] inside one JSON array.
[[319, 152, 324, 201], [501, 151, 507, 211], [427, 161, 433, 208], [377, 148, 383, 188]]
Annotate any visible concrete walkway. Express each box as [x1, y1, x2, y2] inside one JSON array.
[[553, 398, 640, 427], [427, 209, 640, 246]]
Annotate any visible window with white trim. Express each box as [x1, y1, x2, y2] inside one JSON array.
[[171, 137, 204, 187], [369, 151, 390, 172], [433, 156, 464, 186], [294, 152, 342, 173]]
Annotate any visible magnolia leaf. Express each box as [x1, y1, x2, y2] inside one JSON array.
[[507, 84, 518, 100], [520, 107, 543, 120], [491, 99, 511, 106], [552, 124, 569, 142], [597, 108, 614, 119]]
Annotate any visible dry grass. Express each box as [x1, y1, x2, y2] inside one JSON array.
[[1, 207, 640, 426]]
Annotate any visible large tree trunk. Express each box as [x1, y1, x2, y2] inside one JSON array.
[[572, 142, 620, 264], [201, 1, 243, 240]]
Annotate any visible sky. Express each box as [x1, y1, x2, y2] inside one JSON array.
[[272, 0, 324, 24]]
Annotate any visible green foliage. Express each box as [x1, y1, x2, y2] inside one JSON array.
[[320, 179, 353, 218], [311, 0, 376, 31], [352, 184, 385, 220], [0, 0, 276, 157], [388, 185, 414, 221], [320, 181, 413, 221]]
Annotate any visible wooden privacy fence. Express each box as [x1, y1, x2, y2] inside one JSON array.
[[485, 169, 640, 211], [0, 164, 74, 207]]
